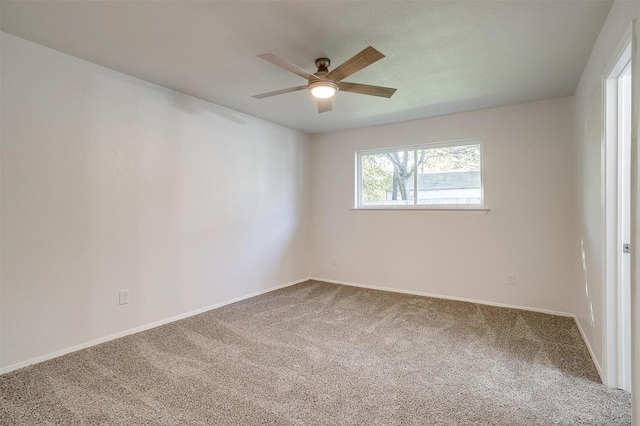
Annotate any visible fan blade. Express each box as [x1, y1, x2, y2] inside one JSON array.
[[317, 98, 332, 113], [339, 82, 397, 98], [257, 53, 318, 80], [326, 46, 385, 82], [252, 85, 307, 99]]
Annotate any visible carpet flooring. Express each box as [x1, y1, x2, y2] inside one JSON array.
[[0, 280, 632, 425]]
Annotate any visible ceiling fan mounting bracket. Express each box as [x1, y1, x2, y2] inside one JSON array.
[[315, 58, 330, 73]]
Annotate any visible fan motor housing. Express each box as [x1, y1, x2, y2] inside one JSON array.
[[309, 57, 337, 90]]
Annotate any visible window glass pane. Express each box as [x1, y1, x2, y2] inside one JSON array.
[[416, 144, 481, 205], [361, 150, 415, 206]]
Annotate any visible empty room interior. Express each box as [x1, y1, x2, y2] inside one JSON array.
[[1, 1, 640, 424]]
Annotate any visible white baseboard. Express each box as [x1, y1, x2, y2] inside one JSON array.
[[0, 278, 308, 376], [3, 277, 598, 381], [309, 277, 574, 317], [312, 277, 608, 381], [573, 315, 604, 382]]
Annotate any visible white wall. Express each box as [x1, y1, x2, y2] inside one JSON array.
[[573, 1, 640, 378], [4, 4, 634, 377], [310, 97, 576, 314], [0, 33, 311, 371]]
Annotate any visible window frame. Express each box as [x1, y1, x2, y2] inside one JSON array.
[[354, 138, 486, 211]]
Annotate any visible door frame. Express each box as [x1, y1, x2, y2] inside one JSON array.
[[603, 29, 632, 392]]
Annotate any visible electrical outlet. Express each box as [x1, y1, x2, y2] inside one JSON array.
[[506, 273, 516, 286], [333, 256, 338, 266], [119, 289, 130, 305]]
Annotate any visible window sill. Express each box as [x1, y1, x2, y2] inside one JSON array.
[[352, 206, 490, 213]]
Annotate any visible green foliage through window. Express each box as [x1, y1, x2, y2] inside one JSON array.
[[357, 140, 483, 208]]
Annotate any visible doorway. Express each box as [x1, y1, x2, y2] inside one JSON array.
[[605, 40, 632, 392]]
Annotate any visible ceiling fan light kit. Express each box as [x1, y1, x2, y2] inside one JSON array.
[[309, 81, 338, 99], [253, 46, 397, 113]]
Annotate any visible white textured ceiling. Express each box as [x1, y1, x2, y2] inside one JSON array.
[[1, 1, 611, 134]]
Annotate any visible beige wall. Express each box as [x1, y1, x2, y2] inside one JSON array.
[[4, 2, 638, 382], [573, 0, 640, 379], [1, 34, 311, 371], [310, 97, 577, 315]]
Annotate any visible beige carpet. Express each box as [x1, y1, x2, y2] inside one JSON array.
[[0, 280, 631, 425]]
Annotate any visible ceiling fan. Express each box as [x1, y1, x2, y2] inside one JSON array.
[[252, 46, 397, 113]]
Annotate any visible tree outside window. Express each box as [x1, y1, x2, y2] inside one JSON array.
[[358, 140, 483, 208]]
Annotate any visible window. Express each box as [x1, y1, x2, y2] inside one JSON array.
[[356, 139, 483, 209]]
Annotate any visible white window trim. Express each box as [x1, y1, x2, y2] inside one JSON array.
[[354, 138, 487, 211]]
